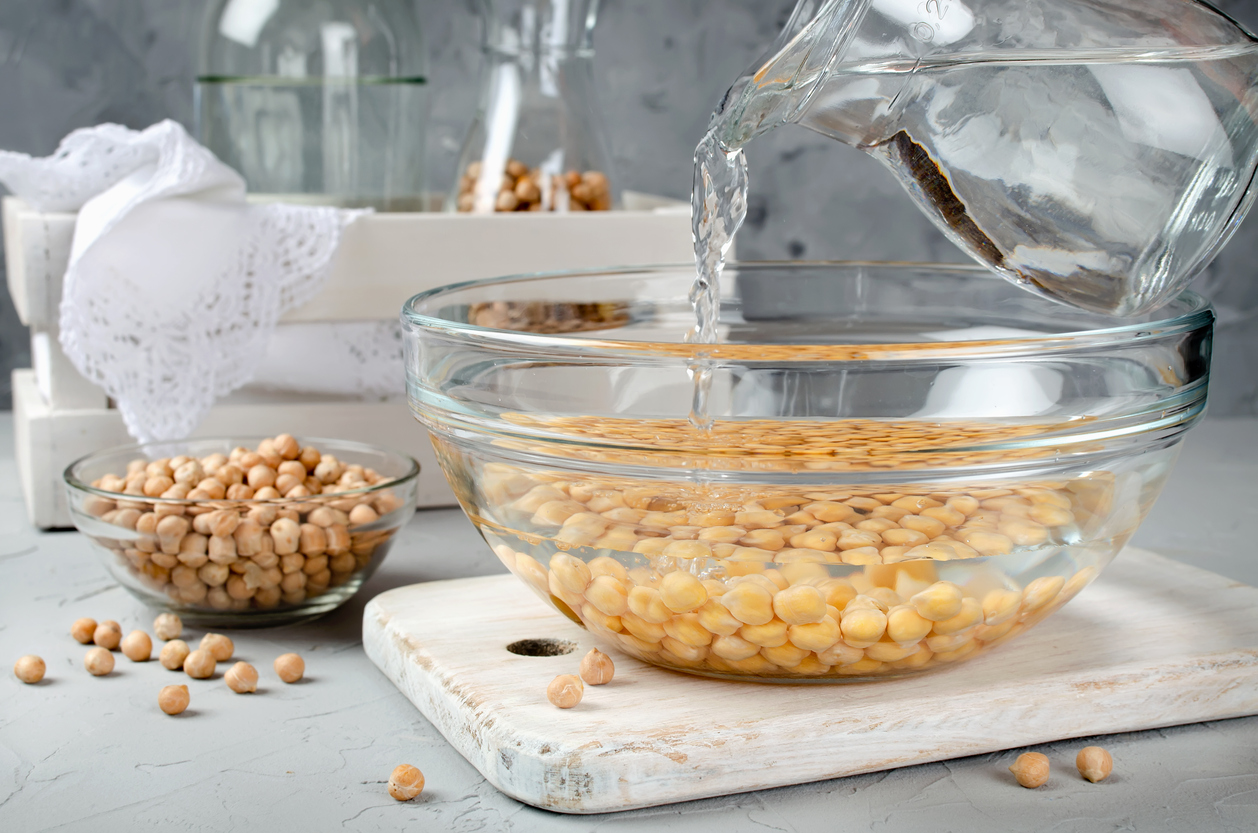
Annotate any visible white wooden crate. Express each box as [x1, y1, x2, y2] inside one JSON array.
[[4, 195, 695, 528]]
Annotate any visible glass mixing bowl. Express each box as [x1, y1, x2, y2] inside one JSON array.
[[65, 437, 419, 627], [402, 262, 1212, 682]]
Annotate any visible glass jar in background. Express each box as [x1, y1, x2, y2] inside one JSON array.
[[453, 0, 614, 213], [196, 0, 428, 211]]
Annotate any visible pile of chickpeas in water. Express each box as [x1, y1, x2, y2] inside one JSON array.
[[455, 158, 612, 212], [477, 462, 1113, 680], [80, 435, 404, 612]]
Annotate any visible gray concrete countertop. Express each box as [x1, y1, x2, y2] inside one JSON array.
[[2, 416, 1257, 832]]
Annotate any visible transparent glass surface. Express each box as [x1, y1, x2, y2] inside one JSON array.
[[403, 262, 1213, 682], [452, 0, 615, 213], [707, 0, 1258, 315], [196, 0, 429, 210], [65, 438, 419, 628]]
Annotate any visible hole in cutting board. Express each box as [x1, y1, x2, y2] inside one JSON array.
[[507, 638, 578, 657]]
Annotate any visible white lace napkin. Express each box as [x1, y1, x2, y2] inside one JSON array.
[[0, 120, 364, 441]]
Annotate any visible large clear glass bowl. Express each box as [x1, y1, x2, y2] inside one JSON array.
[[402, 262, 1212, 682], [65, 437, 419, 628]]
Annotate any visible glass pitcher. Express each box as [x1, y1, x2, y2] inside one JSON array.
[[196, 0, 429, 211], [704, 0, 1258, 315], [452, 0, 615, 213]]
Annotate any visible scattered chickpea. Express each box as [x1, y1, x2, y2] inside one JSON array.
[[200, 633, 234, 663], [388, 764, 425, 801], [93, 620, 122, 650], [183, 649, 216, 679], [84, 647, 115, 676], [159, 684, 190, 715], [1009, 752, 1050, 788], [1076, 746, 1113, 783], [579, 648, 615, 685], [153, 613, 182, 641], [14, 655, 45, 684], [547, 674, 583, 709], [121, 630, 153, 662], [274, 653, 305, 683], [160, 640, 191, 670], [224, 661, 259, 693], [71, 617, 97, 644]]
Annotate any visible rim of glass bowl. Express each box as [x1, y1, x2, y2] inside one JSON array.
[[401, 261, 1214, 362], [63, 436, 421, 504]]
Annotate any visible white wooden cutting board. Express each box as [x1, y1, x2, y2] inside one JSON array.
[[363, 548, 1258, 814]]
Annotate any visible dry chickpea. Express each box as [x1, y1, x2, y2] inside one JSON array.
[[225, 661, 259, 693], [93, 620, 122, 650], [388, 764, 425, 802], [159, 684, 190, 715], [71, 617, 97, 644], [349, 504, 379, 525], [1076, 746, 1112, 783], [160, 639, 191, 670], [270, 518, 301, 556], [121, 630, 153, 662], [200, 633, 234, 662], [183, 649, 216, 679], [579, 648, 615, 685], [272, 433, 300, 460], [547, 673, 583, 708], [1009, 752, 1050, 788], [246, 464, 276, 491], [274, 653, 305, 683], [14, 655, 45, 683], [84, 647, 114, 676]]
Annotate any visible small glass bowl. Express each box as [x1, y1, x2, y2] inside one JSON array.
[[65, 437, 419, 627], [402, 262, 1213, 682]]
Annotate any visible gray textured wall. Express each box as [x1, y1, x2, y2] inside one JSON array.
[[0, 0, 1255, 413]]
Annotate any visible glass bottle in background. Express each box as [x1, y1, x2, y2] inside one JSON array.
[[453, 0, 615, 213], [196, 0, 428, 211]]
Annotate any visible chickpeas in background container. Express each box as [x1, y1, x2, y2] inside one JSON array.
[[451, 0, 616, 214]]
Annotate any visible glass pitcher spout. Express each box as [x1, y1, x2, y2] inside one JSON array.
[[711, 0, 1258, 315]]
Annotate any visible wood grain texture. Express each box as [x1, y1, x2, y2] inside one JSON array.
[[363, 548, 1258, 814]]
